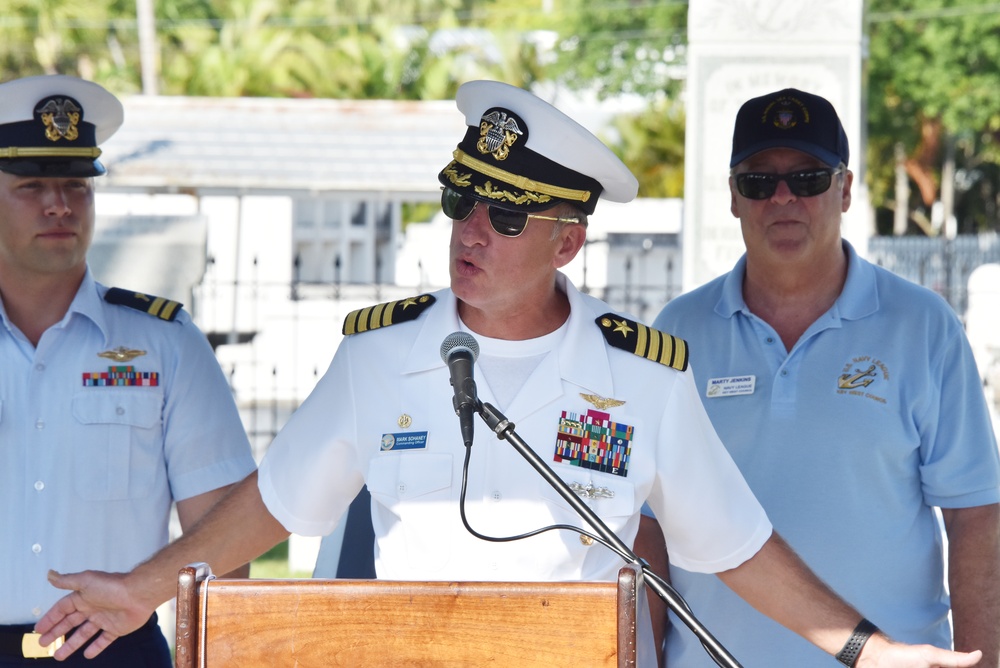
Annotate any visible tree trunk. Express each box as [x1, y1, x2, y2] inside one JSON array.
[[904, 115, 943, 210], [941, 136, 956, 239], [894, 142, 910, 235]]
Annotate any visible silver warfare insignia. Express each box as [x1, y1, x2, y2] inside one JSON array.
[[477, 110, 523, 161], [36, 98, 82, 142], [570, 481, 615, 500]]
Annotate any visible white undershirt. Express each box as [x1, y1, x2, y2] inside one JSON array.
[[462, 319, 569, 411]]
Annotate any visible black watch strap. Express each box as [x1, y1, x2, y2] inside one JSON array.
[[836, 618, 879, 667]]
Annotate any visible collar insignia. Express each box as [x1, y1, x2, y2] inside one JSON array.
[[580, 393, 625, 410], [98, 346, 147, 363], [36, 97, 82, 142], [477, 109, 523, 161]]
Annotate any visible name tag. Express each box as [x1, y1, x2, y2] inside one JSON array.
[[381, 431, 428, 451], [705, 375, 755, 398]]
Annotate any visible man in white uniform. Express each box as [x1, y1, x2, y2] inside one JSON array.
[[36, 81, 983, 668], [0, 76, 255, 667]]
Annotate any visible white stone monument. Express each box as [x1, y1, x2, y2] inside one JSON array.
[[683, 0, 870, 290]]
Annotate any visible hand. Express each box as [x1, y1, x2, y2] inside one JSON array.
[[860, 635, 982, 667], [34, 570, 153, 660]]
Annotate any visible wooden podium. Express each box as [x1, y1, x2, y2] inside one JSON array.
[[175, 562, 639, 667]]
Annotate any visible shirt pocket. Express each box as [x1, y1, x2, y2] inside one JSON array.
[[538, 474, 637, 531], [366, 452, 453, 513], [366, 452, 454, 575], [72, 390, 164, 500]]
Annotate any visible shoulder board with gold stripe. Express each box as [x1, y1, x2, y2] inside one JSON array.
[[595, 313, 688, 372], [105, 288, 183, 322], [343, 294, 436, 335]]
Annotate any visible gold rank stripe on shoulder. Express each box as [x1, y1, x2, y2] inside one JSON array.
[[104, 288, 183, 322], [342, 294, 436, 335], [595, 313, 689, 372]]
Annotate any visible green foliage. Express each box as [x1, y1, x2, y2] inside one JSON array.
[[547, 0, 688, 98], [0, 0, 684, 100], [0, 0, 126, 80], [609, 96, 685, 198], [7, 0, 1000, 233], [0, 0, 697, 223], [147, 0, 549, 100], [866, 0, 1000, 232], [868, 0, 1000, 142]]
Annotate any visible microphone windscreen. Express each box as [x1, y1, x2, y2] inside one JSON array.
[[440, 331, 480, 362]]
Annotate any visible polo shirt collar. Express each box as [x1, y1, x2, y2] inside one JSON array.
[[714, 240, 878, 323], [836, 240, 879, 321], [716, 254, 749, 318]]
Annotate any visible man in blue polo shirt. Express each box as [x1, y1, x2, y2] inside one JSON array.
[[654, 88, 1000, 666]]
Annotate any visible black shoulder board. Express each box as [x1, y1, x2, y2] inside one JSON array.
[[343, 294, 436, 335], [595, 313, 688, 372], [105, 288, 183, 322]]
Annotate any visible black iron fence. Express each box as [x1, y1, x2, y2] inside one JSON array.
[[210, 234, 1000, 448], [868, 233, 1000, 317]]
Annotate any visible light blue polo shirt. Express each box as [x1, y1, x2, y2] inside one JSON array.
[[654, 241, 1000, 667]]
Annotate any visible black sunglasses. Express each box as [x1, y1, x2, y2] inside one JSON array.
[[440, 187, 580, 238], [734, 167, 844, 200]]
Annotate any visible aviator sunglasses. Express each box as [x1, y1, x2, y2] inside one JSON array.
[[440, 187, 580, 238], [734, 166, 844, 200]]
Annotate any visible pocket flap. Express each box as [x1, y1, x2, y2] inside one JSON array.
[[72, 390, 162, 429], [367, 452, 452, 501]]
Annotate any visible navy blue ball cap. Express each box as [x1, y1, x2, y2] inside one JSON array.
[[730, 88, 849, 168], [438, 80, 637, 215], [0, 75, 124, 177]]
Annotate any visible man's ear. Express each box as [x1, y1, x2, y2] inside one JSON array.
[[553, 221, 587, 270], [841, 169, 854, 213], [729, 176, 740, 218]]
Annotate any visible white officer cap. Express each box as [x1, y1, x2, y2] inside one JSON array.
[[0, 74, 124, 177], [438, 80, 638, 215]]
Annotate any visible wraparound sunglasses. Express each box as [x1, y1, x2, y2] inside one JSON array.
[[734, 166, 844, 200]]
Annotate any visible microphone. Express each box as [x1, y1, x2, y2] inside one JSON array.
[[440, 332, 480, 447]]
